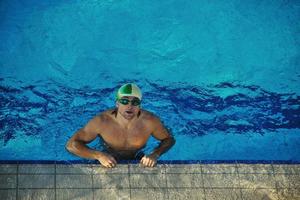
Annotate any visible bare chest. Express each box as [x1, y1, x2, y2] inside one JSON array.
[[100, 123, 152, 150]]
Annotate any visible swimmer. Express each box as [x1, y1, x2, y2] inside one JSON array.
[[66, 83, 175, 168]]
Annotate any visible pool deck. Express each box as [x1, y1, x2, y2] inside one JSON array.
[[0, 163, 299, 200]]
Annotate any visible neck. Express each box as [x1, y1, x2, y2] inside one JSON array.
[[116, 112, 137, 129]]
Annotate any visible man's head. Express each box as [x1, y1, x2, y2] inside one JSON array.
[[116, 83, 142, 101], [115, 83, 142, 120]]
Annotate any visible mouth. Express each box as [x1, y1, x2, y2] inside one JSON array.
[[125, 111, 134, 115]]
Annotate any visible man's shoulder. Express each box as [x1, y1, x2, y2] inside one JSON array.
[[95, 109, 115, 122], [141, 109, 160, 122], [140, 110, 164, 131]]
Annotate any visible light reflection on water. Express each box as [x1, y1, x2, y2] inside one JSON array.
[[0, 77, 299, 161]]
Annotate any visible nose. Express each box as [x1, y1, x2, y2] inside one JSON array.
[[126, 104, 134, 109]]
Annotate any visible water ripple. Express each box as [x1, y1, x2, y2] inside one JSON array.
[[0, 78, 299, 147]]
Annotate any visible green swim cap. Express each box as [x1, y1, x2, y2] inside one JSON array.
[[116, 83, 142, 100]]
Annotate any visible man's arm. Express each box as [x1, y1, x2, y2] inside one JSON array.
[[66, 115, 117, 168], [140, 117, 175, 167]]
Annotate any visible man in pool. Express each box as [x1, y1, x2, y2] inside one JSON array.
[[66, 83, 175, 168]]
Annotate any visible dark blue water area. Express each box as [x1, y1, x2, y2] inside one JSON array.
[[0, 0, 300, 164], [0, 78, 299, 163]]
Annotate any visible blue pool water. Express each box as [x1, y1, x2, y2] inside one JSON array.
[[0, 0, 300, 163]]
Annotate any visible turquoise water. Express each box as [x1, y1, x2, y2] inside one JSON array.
[[0, 0, 299, 162]]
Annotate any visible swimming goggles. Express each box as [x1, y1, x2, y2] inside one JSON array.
[[118, 98, 141, 106]]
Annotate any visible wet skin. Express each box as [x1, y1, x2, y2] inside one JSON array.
[[66, 96, 175, 168]]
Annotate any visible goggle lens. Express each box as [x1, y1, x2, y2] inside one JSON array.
[[118, 98, 141, 106]]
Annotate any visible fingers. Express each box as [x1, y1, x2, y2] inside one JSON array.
[[140, 156, 156, 167], [106, 157, 117, 168], [103, 162, 115, 168], [110, 156, 117, 165], [143, 158, 155, 167], [105, 159, 116, 168], [99, 155, 117, 168], [103, 155, 117, 168]]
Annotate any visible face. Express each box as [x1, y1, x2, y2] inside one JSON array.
[[116, 96, 141, 120]]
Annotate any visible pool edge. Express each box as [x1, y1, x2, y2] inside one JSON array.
[[0, 160, 299, 164]]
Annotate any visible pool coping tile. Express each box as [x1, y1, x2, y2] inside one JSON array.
[[56, 164, 93, 174], [0, 175, 17, 189], [0, 189, 16, 200], [165, 164, 203, 174], [0, 165, 17, 174], [129, 163, 165, 174], [92, 164, 128, 174], [18, 174, 55, 189], [201, 164, 238, 174], [272, 164, 300, 174], [0, 163, 299, 199], [56, 174, 92, 189], [18, 189, 55, 200], [237, 164, 274, 174], [18, 164, 55, 174], [93, 173, 129, 189]]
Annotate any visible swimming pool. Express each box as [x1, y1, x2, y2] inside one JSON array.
[[0, 0, 300, 163]]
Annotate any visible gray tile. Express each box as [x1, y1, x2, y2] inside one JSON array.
[[193, 174, 204, 188], [241, 188, 278, 200], [18, 189, 55, 200], [93, 174, 129, 189], [0, 189, 16, 200], [165, 164, 202, 174], [19, 164, 54, 174], [275, 174, 300, 188], [129, 164, 165, 174], [167, 188, 205, 200], [56, 164, 93, 174], [0, 175, 16, 188], [202, 164, 237, 174], [273, 164, 300, 174], [166, 174, 202, 188], [131, 189, 167, 200], [237, 164, 273, 174], [56, 174, 92, 188], [203, 174, 240, 188], [130, 174, 166, 188], [277, 188, 300, 200], [239, 174, 276, 189], [94, 189, 130, 200], [205, 188, 242, 200], [92, 164, 128, 174], [0, 164, 17, 174], [166, 174, 193, 188], [18, 175, 54, 189], [56, 189, 93, 200]]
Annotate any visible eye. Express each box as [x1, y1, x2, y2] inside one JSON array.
[[119, 99, 129, 104], [132, 100, 141, 105]]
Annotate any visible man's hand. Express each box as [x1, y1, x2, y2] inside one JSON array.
[[96, 153, 117, 168], [140, 154, 158, 167]]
